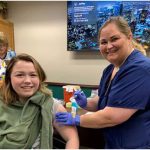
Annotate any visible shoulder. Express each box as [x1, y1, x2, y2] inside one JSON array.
[[101, 64, 113, 79], [103, 64, 113, 74], [129, 49, 150, 64], [52, 98, 66, 116], [127, 50, 150, 74], [53, 98, 62, 110], [7, 49, 15, 53], [5, 50, 16, 60]]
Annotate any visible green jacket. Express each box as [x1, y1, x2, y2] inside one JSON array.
[[0, 91, 53, 148]]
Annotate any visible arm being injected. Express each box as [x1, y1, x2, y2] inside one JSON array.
[[55, 90, 87, 126]]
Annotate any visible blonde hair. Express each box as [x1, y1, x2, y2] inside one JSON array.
[[98, 16, 132, 39], [132, 40, 146, 56]]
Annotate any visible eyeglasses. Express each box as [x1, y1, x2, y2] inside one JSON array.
[[0, 44, 7, 49]]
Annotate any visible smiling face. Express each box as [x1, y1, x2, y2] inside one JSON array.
[[10, 60, 40, 100], [99, 23, 133, 67]]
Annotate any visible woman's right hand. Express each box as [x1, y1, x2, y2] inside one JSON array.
[[74, 90, 87, 108]]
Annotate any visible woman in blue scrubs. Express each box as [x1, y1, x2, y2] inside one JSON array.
[[55, 16, 150, 148]]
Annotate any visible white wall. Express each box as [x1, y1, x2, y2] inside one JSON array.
[[8, 1, 109, 85]]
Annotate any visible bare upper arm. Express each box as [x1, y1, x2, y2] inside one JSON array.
[[53, 103, 78, 142]]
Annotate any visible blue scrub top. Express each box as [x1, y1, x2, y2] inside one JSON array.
[[98, 50, 150, 148]]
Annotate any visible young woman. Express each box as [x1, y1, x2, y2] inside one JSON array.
[[0, 53, 79, 149]]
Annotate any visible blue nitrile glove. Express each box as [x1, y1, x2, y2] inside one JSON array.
[[74, 90, 87, 108], [55, 112, 80, 126]]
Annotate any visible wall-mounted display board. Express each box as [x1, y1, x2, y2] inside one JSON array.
[[67, 1, 150, 52]]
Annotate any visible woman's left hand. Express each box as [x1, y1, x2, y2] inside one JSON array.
[[55, 112, 80, 126]]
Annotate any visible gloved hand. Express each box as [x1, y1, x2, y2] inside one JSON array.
[[74, 90, 87, 108], [55, 112, 80, 126]]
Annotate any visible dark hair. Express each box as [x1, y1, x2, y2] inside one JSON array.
[[1, 53, 52, 104]]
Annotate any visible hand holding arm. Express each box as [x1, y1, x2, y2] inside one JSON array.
[[55, 112, 80, 126]]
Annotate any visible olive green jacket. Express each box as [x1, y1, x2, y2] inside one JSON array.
[[0, 92, 53, 148]]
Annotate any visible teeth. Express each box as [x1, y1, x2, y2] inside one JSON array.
[[22, 87, 32, 89]]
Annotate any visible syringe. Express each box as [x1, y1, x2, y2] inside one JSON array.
[[70, 97, 78, 118]]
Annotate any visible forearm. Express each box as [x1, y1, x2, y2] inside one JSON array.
[[79, 107, 137, 128], [84, 95, 99, 111], [54, 122, 79, 149], [80, 110, 116, 128], [65, 133, 79, 149]]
